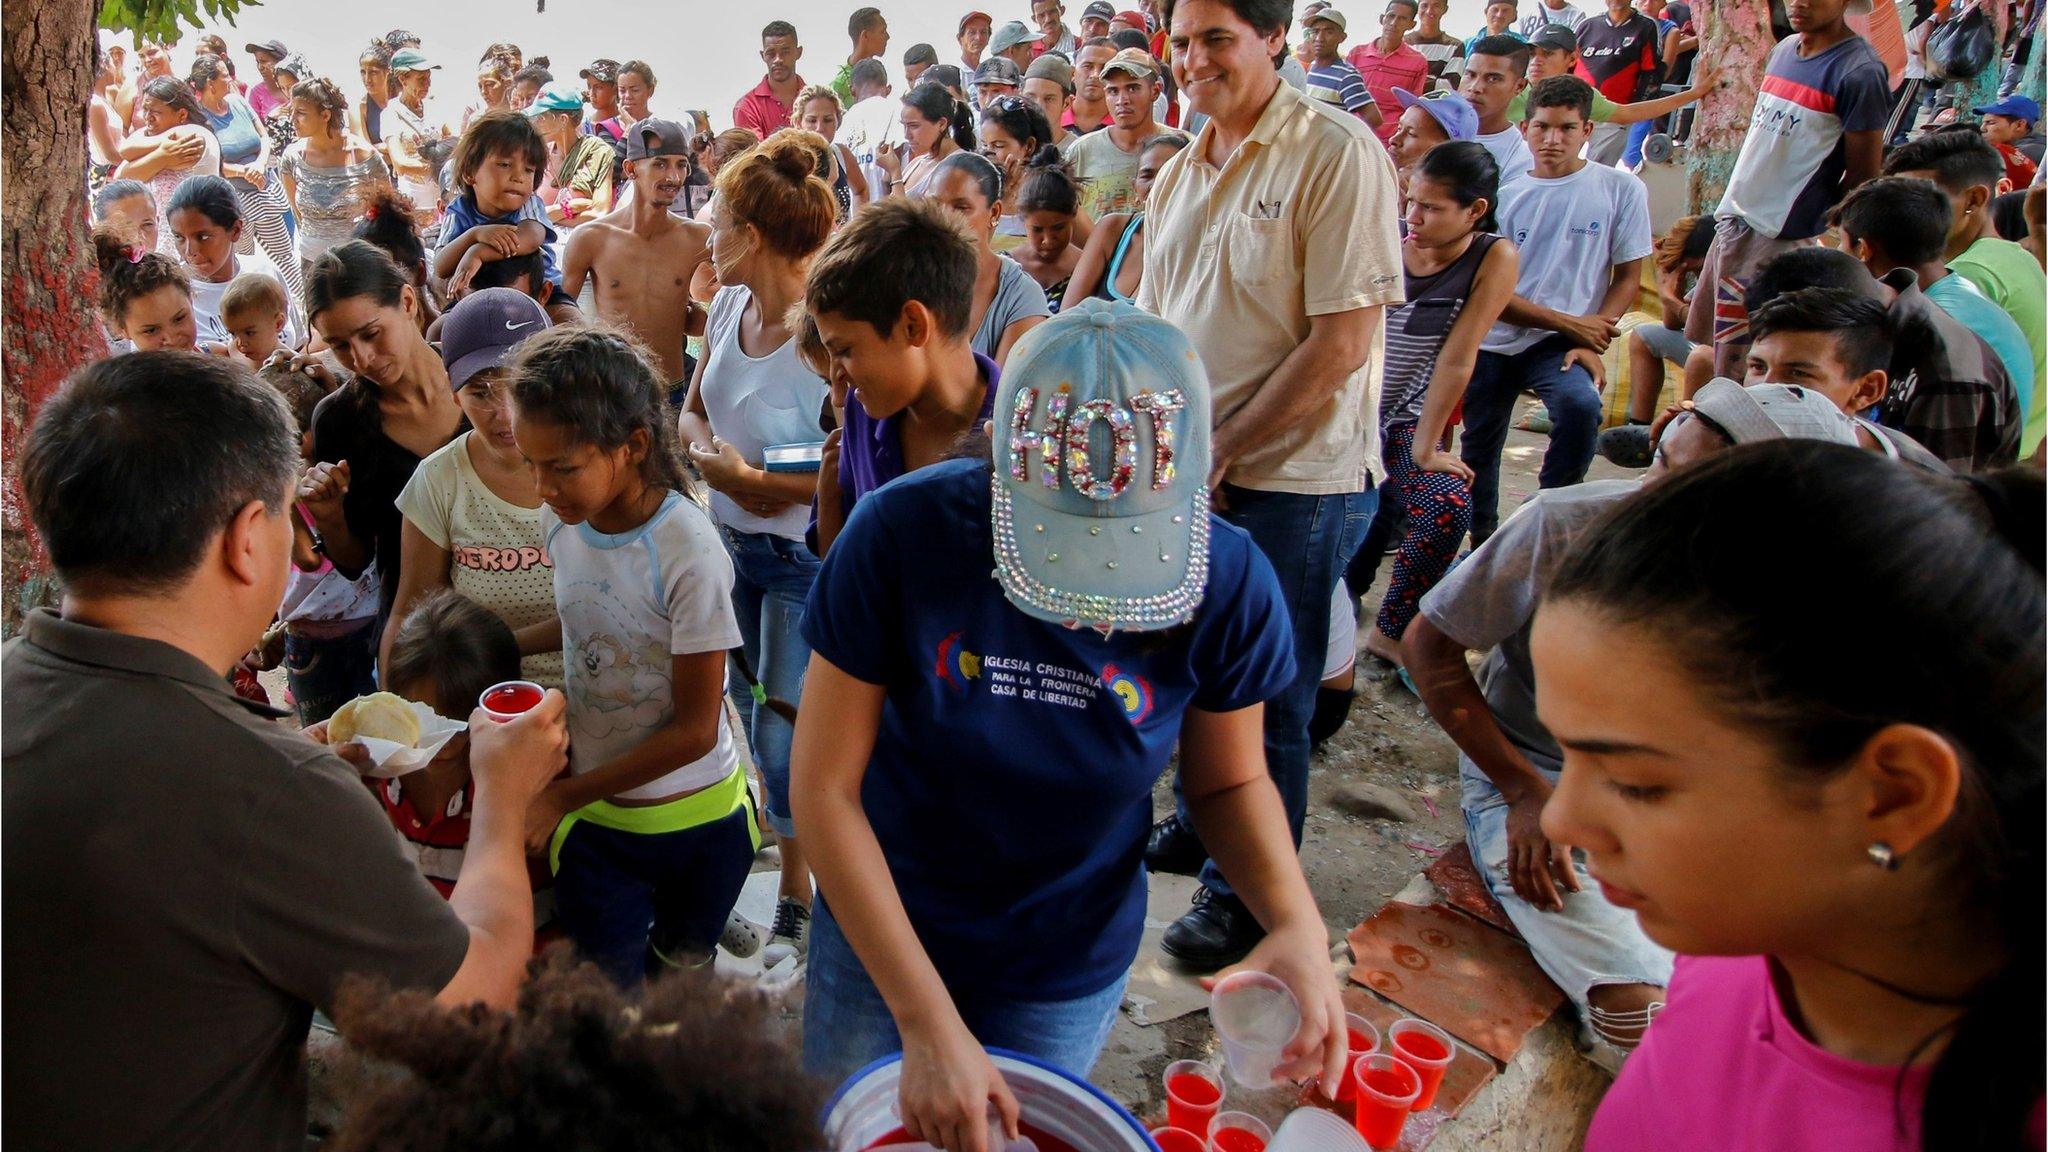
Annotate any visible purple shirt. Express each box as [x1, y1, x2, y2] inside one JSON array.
[[810, 353, 1001, 552]]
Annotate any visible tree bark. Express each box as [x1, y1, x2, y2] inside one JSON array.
[[1686, 0, 1777, 215], [3, 0, 107, 634]]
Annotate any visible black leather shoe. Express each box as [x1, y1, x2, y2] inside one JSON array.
[[1145, 814, 1206, 876], [1160, 888, 1265, 970]]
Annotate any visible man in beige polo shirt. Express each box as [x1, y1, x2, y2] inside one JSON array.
[[1138, 0, 1402, 968]]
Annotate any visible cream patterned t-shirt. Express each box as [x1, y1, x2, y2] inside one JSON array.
[[395, 433, 564, 687]]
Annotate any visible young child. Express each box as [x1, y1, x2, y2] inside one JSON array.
[[506, 323, 755, 986], [805, 197, 1002, 556], [221, 272, 290, 366], [378, 590, 553, 937], [263, 358, 380, 725], [1011, 147, 1085, 313], [93, 225, 207, 354], [431, 109, 562, 302]]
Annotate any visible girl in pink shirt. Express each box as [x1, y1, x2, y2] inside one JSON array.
[[1526, 441, 2043, 1152]]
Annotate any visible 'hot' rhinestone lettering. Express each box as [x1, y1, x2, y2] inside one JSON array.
[[1065, 399, 1136, 501], [1129, 389, 1187, 490]]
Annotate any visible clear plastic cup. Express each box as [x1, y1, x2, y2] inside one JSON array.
[[1387, 1019, 1455, 1112], [479, 679, 546, 722], [1207, 1111, 1273, 1152], [1267, 1107, 1370, 1152], [1151, 1127, 1208, 1152], [1209, 970, 1301, 1088], [1164, 1059, 1224, 1137], [1350, 1054, 1421, 1151]]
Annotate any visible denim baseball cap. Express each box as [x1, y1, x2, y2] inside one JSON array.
[[439, 288, 550, 390], [989, 20, 1036, 55], [1393, 88, 1479, 141], [992, 300, 1213, 634]]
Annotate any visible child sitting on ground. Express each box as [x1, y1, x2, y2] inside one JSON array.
[[328, 950, 826, 1151], [377, 590, 553, 941], [431, 109, 566, 304], [1011, 149, 1085, 313], [220, 272, 291, 366]]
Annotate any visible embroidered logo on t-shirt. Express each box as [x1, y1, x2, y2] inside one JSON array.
[[1101, 663, 1154, 723], [935, 630, 981, 693]]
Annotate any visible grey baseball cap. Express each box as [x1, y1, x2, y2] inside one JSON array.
[[904, 42, 940, 66], [992, 300, 1214, 634], [439, 288, 550, 391], [989, 20, 1037, 55], [1688, 379, 1860, 447], [974, 56, 1024, 87], [627, 117, 690, 160]]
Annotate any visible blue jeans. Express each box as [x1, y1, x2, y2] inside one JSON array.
[[1460, 336, 1601, 545], [720, 527, 821, 838], [1622, 119, 1654, 168], [1174, 484, 1373, 900], [801, 900, 1130, 1083]]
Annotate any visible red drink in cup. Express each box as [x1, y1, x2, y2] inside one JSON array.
[[1351, 1053, 1421, 1150], [1206, 1112, 1270, 1152], [480, 680, 545, 722], [1330, 1012, 1382, 1101], [1388, 1019, 1455, 1112], [1164, 1061, 1224, 1136], [1151, 1127, 1206, 1152]]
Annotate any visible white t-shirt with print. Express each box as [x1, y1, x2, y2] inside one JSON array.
[[543, 492, 742, 801], [1476, 125, 1535, 183], [1483, 160, 1653, 355], [187, 247, 305, 351], [396, 432, 564, 687]]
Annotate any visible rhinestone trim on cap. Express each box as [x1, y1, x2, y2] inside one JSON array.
[[990, 472, 1211, 631]]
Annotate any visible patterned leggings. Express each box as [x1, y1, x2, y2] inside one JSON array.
[[234, 177, 304, 305], [1376, 420, 1472, 643]]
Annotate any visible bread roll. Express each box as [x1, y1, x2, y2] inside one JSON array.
[[328, 692, 422, 747]]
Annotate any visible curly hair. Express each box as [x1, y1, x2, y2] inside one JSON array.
[[327, 948, 828, 1152], [293, 76, 350, 138], [93, 224, 188, 323]]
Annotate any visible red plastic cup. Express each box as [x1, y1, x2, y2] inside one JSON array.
[[1328, 1012, 1383, 1101], [1151, 1127, 1207, 1152], [1206, 1111, 1271, 1152], [1388, 1019, 1455, 1112], [479, 679, 545, 722], [1351, 1053, 1421, 1150], [1164, 1060, 1224, 1137]]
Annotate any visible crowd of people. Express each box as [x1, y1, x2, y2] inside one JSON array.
[[10, 0, 2045, 1149]]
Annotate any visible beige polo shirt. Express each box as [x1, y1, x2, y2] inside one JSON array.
[[1138, 79, 1404, 494]]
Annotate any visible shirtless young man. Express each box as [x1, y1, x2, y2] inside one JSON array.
[[562, 118, 711, 392]]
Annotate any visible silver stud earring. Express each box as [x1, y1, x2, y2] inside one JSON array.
[[1866, 842, 1898, 871]]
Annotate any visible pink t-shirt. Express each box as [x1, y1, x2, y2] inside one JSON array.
[[1589, 955, 1929, 1152]]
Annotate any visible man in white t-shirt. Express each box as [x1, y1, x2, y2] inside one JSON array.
[[1459, 75, 1649, 544], [1460, 34, 1535, 181], [833, 58, 903, 195], [1516, 0, 1586, 37], [1066, 47, 1182, 216]]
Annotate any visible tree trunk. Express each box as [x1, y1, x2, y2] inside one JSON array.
[[1686, 0, 1777, 215], [3, 0, 107, 634]]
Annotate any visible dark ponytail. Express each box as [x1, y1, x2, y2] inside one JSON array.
[[932, 150, 1004, 207], [93, 224, 189, 323], [167, 173, 242, 229], [904, 82, 974, 153], [977, 96, 1054, 157], [350, 186, 427, 287], [1014, 147, 1081, 216], [1546, 441, 2046, 1152], [1414, 141, 1500, 234], [506, 324, 689, 494], [305, 239, 410, 326]]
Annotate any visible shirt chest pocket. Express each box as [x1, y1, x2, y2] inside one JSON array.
[[1224, 213, 1292, 288]]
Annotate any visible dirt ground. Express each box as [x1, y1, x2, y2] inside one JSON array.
[[1096, 407, 1631, 1120]]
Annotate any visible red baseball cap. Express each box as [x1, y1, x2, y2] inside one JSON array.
[[959, 10, 993, 32], [1114, 9, 1150, 30]]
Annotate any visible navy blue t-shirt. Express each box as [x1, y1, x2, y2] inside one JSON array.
[[802, 460, 1296, 1002]]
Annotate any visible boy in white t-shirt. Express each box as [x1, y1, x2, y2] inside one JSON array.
[[1459, 75, 1650, 544]]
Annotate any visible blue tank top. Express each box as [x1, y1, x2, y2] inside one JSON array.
[[205, 95, 264, 167]]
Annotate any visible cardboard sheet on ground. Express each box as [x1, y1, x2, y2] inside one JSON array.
[[1120, 871, 1211, 1027]]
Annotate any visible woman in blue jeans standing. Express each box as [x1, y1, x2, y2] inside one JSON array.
[[792, 303, 1348, 1152], [680, 132, 836, 971]]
